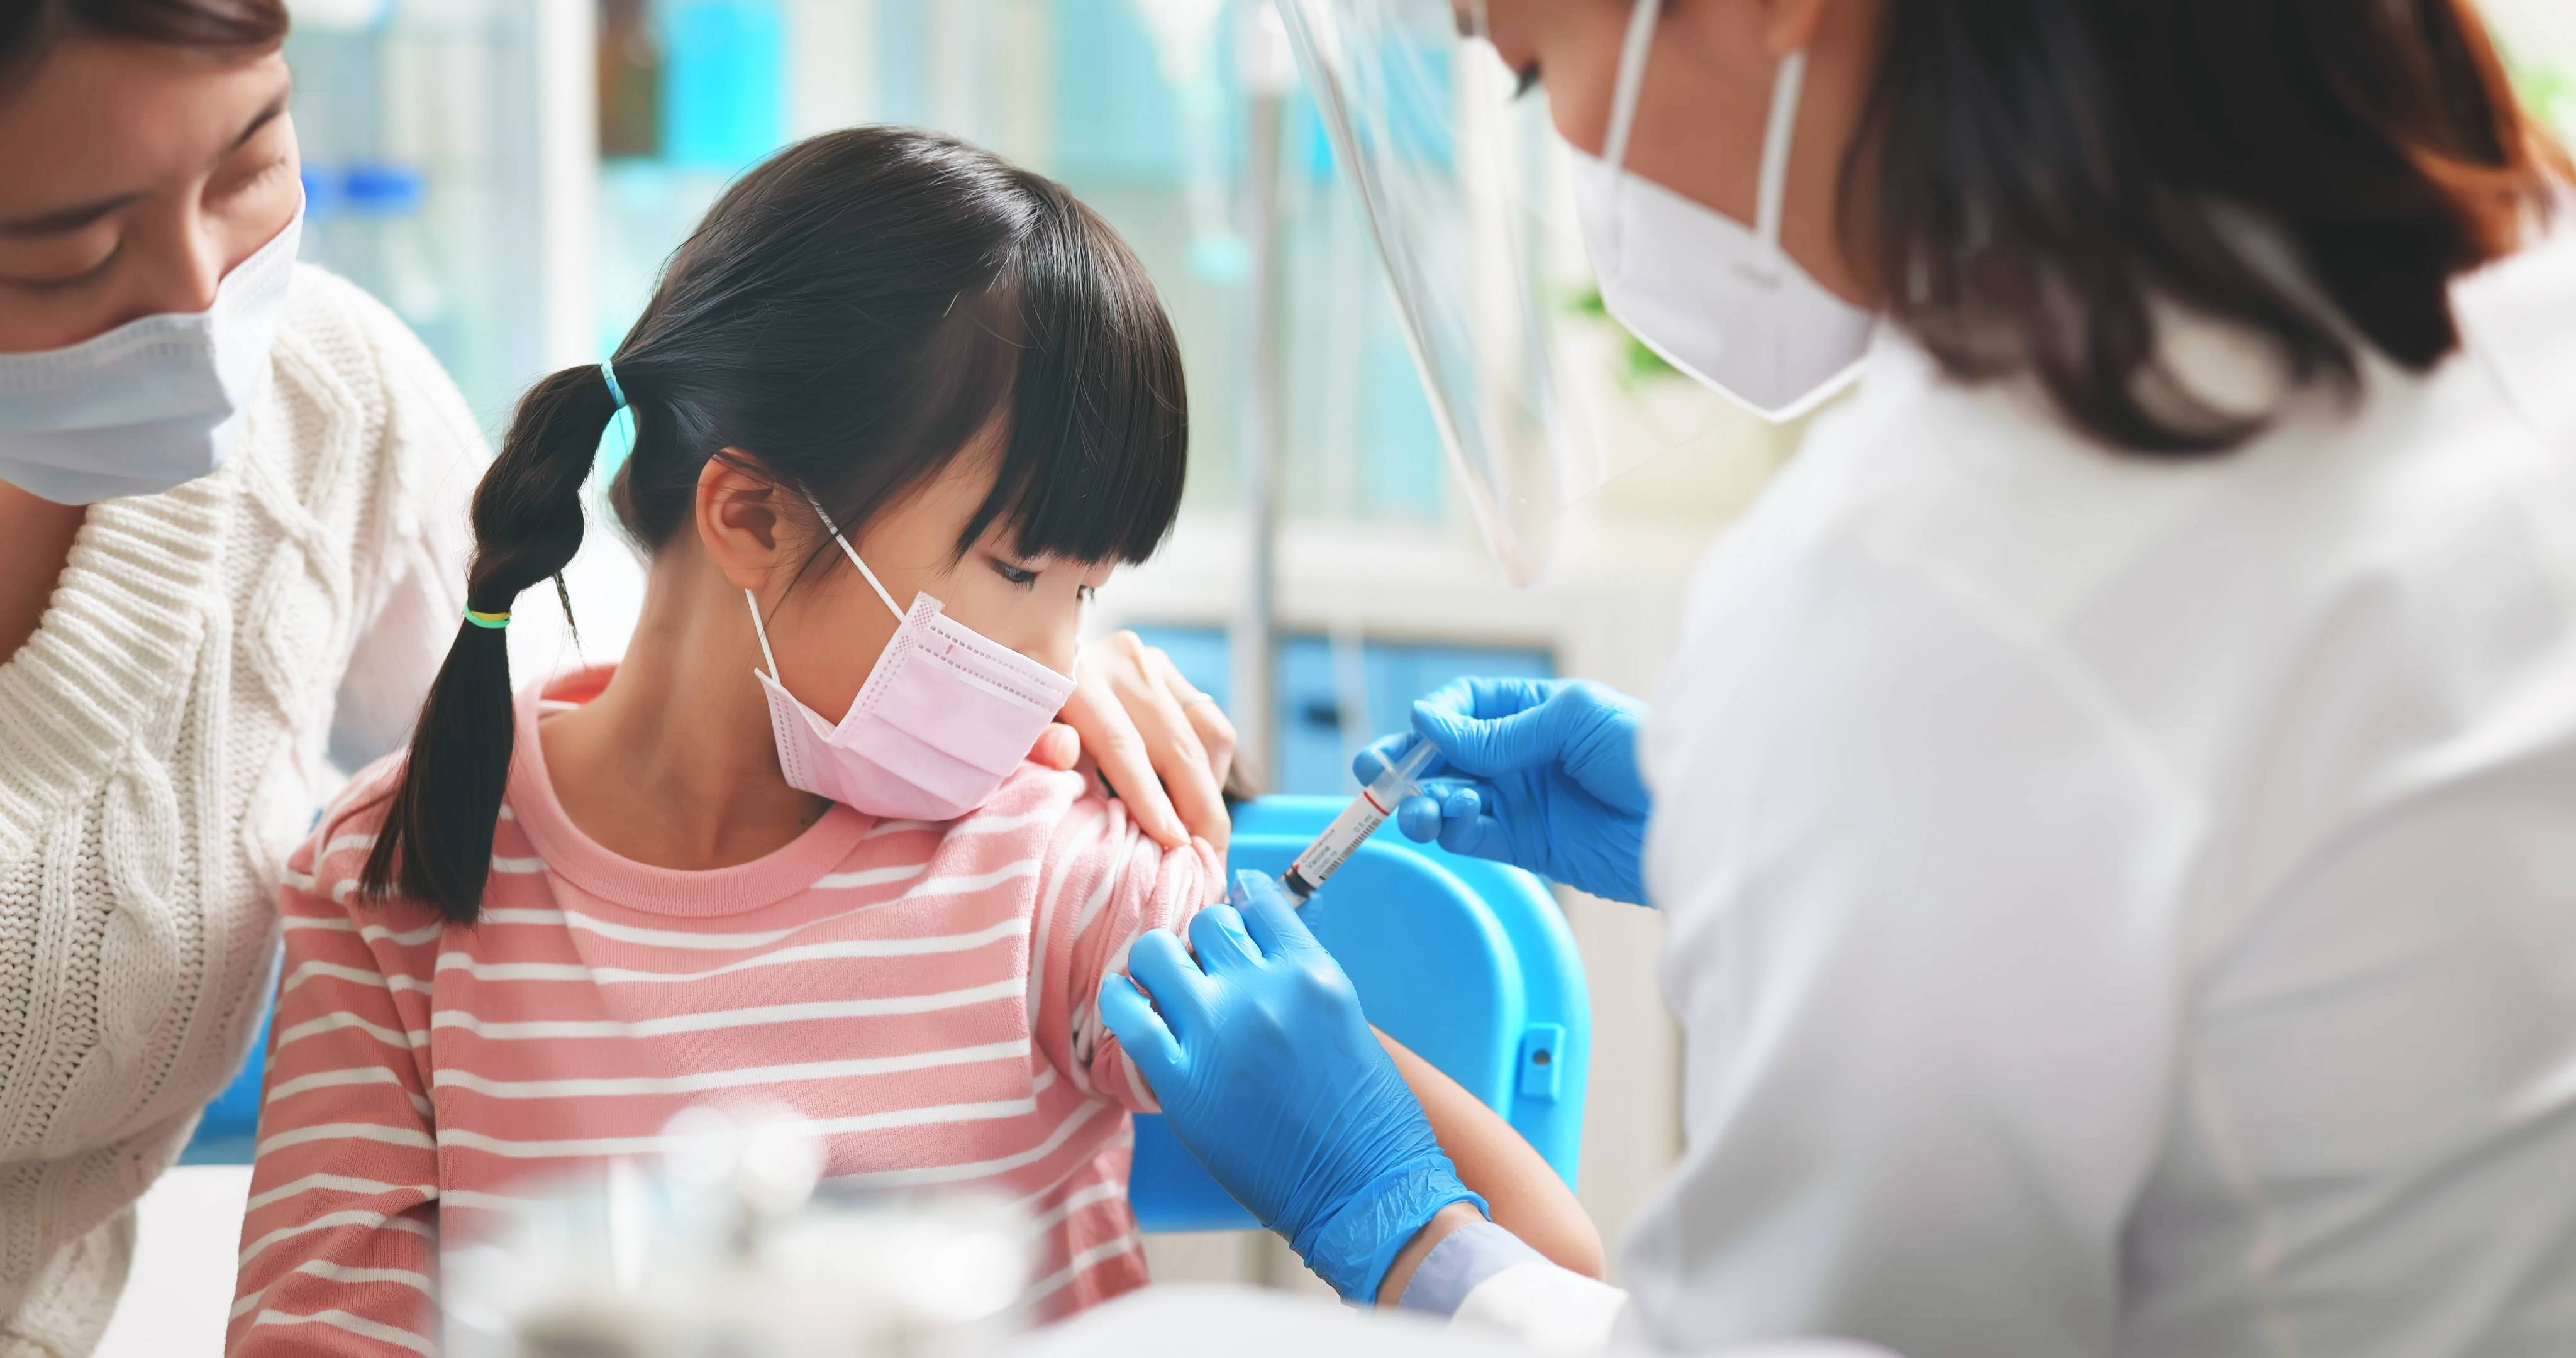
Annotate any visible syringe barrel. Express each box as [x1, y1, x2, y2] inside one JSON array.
[[1280, 741, 1438, 903]]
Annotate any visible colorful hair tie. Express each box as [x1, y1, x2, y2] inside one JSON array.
[[464, 607, 512, 631], [599, 359, 628, 412]]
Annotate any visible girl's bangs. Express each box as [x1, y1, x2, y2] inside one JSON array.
[[965, 190, 1189, 566]]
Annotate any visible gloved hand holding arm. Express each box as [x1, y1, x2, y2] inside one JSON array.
[[1356, 677, 1652, 905], [1097, 871, 1487, 1303]]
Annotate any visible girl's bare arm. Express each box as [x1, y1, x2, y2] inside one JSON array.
[[1378, 1029, 1606, 1283]]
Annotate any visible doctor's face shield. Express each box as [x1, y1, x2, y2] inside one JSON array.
[[1275, 0, 1620, 588], [1276, 0, 1868, 584]]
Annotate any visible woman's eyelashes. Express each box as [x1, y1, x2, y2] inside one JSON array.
[[988, 557, 1040, 588], [15, 242, 119, 294], [1077, 584, 1097, 604], [211, 155, 291, 203]]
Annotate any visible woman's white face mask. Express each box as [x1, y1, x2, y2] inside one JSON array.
[[0, 204, 301, 505], [1567, 0, 1874, 422]]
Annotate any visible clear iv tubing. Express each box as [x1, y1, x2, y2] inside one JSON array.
[[1281, 740, 1441, 903]]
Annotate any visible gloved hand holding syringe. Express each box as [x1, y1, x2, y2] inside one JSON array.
[[1279, 739, 1440, 903]]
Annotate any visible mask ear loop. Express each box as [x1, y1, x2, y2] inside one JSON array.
[[745, 590, 784, 682], [1603, 0, 1660, 174], [1755, 50, 1810, 258], [803, 495, 907, 622]]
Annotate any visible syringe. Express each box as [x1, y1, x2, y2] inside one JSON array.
[[1280, 740, 1441, 903]]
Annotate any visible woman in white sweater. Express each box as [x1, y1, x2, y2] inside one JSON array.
[[0, 7, 1239, 1350], [0, 4, 481, 1351]]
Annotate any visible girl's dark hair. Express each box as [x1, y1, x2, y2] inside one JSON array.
[[362, 127, 1189, 923], [1850, 0, 2568, 453], [1, 0, 286, 89]]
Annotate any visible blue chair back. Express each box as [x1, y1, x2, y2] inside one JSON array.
[[182, 1003, 267, 1165], [1128, 795, 1591, 1232]]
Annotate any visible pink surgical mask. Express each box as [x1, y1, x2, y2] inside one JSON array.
[[747, 507, 1079, 822]]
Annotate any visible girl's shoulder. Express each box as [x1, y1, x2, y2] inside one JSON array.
[[999, 766, 1224, 920], [909, 764, 1223, 920], [281, 754, 448, 939], [299, 753, 402, 873]]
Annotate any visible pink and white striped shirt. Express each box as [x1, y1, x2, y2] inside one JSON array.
[[229, 666, 1219, 1354]]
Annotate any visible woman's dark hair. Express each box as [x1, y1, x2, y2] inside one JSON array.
[[0, 0, 286, 91], [362, 127, 1189, 924], [1850, 0, 2569, 453]]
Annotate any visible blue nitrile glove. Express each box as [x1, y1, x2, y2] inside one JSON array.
[[1355, 676, 1651, 905], [1097, 870, 1484, 1302]]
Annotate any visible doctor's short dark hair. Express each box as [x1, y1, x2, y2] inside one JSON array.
[[360, 126, 1189, 924], [0, 0, 286, 92], [1848, 0, 2567, 454]]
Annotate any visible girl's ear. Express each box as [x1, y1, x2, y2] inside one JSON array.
[[696, 452, 801, 590]]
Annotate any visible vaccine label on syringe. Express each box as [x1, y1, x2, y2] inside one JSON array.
[[1281, 741, 1439, 902]]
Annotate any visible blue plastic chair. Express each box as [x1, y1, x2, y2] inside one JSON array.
[[1128, 795, 1591, 1232], [182, 1003, 267, 1166]]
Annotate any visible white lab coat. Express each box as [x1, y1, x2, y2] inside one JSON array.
[[1531, 228, 2576, 1358]]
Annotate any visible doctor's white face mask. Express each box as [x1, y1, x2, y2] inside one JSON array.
[[0, 204, 303, 505], [1568, 0, 1874, 422], [746, 502, 1080, 823]]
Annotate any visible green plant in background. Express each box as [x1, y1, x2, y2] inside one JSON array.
[[1567, 285, 1679, 386], [2519, 65, 2573, 140], [2502, 28, 2573, 142]]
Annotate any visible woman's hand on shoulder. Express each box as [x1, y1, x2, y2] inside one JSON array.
[[1035, 630, 1236, 853]]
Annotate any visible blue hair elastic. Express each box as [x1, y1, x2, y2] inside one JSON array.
[[599, 360, 628, 411]]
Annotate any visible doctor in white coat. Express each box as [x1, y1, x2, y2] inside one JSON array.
[[1096, 1, 2576, 1355]]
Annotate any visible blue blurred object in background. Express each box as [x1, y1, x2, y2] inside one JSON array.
[[179, 1005, 269, 1166], [340, 162, 426, 217], [1128, 625, 1553, 795], [662, 0, 787, 173]]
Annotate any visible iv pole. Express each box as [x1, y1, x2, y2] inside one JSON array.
[[1233, 1, 1296, 788]]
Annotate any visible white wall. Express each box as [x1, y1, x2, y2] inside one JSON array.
[[96, 1168, 255, 1358], [2482, 0, 2576, 66]]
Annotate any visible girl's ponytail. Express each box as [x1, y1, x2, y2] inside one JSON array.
[[359, 363, 620, 923]]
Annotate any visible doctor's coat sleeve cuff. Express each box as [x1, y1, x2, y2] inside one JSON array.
[[1399, 1225, 1639, 1349], [1397, 1221, 1577, 1318], [1450, 1258, 1633, 1347]]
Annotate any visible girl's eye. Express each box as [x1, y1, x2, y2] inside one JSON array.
[[1077, 585, 1097, 604], [991, 560, 1039, 588]]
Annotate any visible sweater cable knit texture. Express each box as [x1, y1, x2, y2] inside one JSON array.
[[0, 267, 479, 1357]]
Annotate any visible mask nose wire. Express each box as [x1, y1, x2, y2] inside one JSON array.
[[804, 495, 908, 622]]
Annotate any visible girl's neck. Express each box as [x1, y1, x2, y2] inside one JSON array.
[[537, 558, 837, 871]]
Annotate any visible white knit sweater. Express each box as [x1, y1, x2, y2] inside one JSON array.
[[0, 267, 480, 1356]]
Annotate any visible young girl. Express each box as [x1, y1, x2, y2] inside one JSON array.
[[228, 128, 1594, 1352]]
